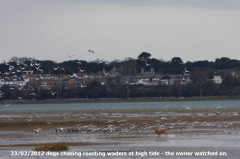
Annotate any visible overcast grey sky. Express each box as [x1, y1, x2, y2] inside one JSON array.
[[1, 0, 240, 63]]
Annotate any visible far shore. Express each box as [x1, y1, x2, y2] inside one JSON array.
[[0, 96, 239, 105]]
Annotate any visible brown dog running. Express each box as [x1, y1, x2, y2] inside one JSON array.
[[155, 129, 168, 137]]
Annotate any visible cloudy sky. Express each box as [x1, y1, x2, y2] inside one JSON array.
[[1, 0, 240, 63]]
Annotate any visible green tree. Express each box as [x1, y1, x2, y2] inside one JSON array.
[[171, 57, 183, 67], [137, 52, 151, 60], [190, 68, 207, 83]]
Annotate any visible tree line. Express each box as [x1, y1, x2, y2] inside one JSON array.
[[1, 79, 240, 100], [1, 54, 240, 99], [2, 54, 240, 76]]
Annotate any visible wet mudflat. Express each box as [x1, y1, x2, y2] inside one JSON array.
[[1, 107, 240, 159]]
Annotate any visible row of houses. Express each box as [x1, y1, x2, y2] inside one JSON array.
[[0, 73, 191, 89], [0, 71, 115, 90], [120, 69, 240, 85], [0, 69, 237, 89], [120, 74, 191, 86]]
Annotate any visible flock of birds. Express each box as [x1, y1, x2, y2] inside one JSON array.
[[1, 52, 207, 137], [5, 105, 237, 135], [22, 113, 239, 135], [1, 50, 192, 105], [0, 50, 115, 104], [0, 49, 159, 106]]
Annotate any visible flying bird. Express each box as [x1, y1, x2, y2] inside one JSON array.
[[60, 68, 65, 72], [9, 66, 14, 70], [16, 61, 21, 65], [78, 67, 85, 72], [68, 74, 74, 78], [30, 62, 35, 66], [22, 62, 28, 67], [53, 66, 60, 70], [30, 93, 37, 96], [17, 86, 23, 90], [144, 60, 150, 66], [34, 61, 41, 66], [51, 91, 57, 95], [182, 71, 189, 75], [88, 50, 94, 53], [3, 72, 10, 75], [33, 127, 42, 133], [35, 66, 41, 70], [81, 83, 86, 87], [67, 53, 75, 58], [184, 67, 190, 73], [3, 60, 9, 65], [5, 102, 11, 106], [63, 115, 69, 119], [28, 58, 34, 62], [96, 58, 104, 64], [38, 69, 44, 73], [84, 74, 89, 78]]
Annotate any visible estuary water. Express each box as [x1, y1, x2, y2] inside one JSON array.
[[1, 100, 240, 112], [1, 100, 240, 159]]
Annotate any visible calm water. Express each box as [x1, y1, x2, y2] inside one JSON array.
[[1, 100, 240, 112]]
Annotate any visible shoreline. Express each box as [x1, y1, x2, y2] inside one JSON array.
[[1, 107, 240, 159]]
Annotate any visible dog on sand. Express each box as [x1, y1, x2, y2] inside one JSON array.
[[155, 129, 168, 137]]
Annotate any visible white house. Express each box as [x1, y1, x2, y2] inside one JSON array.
[[0, 76, 26, 88], [213, 70, 239, 84]]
